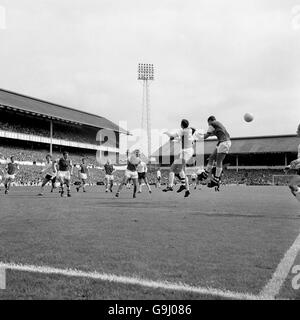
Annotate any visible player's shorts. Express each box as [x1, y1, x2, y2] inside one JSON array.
[[57, 171, 71, 181], [157, 176, 161, 181], [105, 174, 114, 181], [79, 173, 88, 180], [5, 174, 15, 181], [45, 174, 56, 182], [138, 172, 146, 180], [192, 178, 196, 182], [216, 140, 231, 154], [125, 170, 138, 179], [179, 148, 194, 162]]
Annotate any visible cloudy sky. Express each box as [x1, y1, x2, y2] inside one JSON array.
[[0, 0, 300, 152]]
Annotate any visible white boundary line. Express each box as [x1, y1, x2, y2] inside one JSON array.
[[0, 262, 260, 300], [259, 229, 300, 300]]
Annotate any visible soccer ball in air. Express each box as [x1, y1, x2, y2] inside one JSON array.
[[244, 113, 254, 122]]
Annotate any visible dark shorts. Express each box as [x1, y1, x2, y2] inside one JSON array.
[[45, 175, 56, 183], [157, 177, 161, 181], [138, 172, 146, 180]]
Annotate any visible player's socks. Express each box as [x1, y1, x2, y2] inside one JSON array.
[[207, 176, 220, 188], [177, 185, 186, 193], [163, 186, 173, 192], [198, 171, 209, 181], [184, 190, 191, 197]]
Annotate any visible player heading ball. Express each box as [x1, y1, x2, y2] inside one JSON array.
[[198, 116, 231, 188]]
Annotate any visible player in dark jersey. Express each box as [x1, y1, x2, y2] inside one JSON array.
[[198, 116, 231, 189], [57, 151, 73, 197], [104, 159, 115, 192], [116, 149, 141, 198], [76, 158, 89, 193], [4, 156, 19, 194]]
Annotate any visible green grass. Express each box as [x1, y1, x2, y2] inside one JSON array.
[[0, 185, 299, 299]]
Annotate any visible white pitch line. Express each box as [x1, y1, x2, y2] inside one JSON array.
[[259, 229, 300, 300], [0, 261, 259, 300]]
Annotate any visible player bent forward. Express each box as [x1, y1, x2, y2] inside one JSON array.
[[38, 154, 57, 196], [198, 116, 231, 188], [285, 124, 300, 202], [57, 151, 73, 197], [116, 149, 141, 198]]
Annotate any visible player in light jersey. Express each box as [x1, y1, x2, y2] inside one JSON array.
[[156, 168, 162, 188], [116, 149, 141, 198], [198, 116, 231, 188], [163, 119, 200, 198], [57, 151, 73, 197], [38, 154, 57, 196], [285, 124, 300, 201], [104, 159, 115, 193], [137, 161, 152, 194], [76, 158, 89, 193], [4, 156, 19, 194], [191, 172, 197, 189]]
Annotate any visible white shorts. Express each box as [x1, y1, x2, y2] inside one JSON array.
[[105, 174, 114, 181], [125, 170, 138, 180], [216, 141, 231, 154], [5, 174, 15, 181], [79, 173, 88, 180], [179, 148, 194, 162], [57, 171, 71, 181]]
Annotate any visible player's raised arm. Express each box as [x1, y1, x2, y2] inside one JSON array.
[[203, 125, 215, 140], [163, 130, 180, 141]]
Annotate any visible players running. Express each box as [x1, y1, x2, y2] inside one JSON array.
[[57, 151, 73, 197], [38, 154, 57, 196], [198, 116, 231, 189], [116, 149, 141, 198]]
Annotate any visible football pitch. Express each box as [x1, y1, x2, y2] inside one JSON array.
[[0, 185, 299, 300]]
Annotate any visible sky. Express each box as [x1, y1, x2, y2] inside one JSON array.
[[0, 0, 300, 153]]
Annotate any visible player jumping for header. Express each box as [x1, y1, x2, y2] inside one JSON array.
[[198, 116, 231, 189], [285, 123, 300, 202]]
